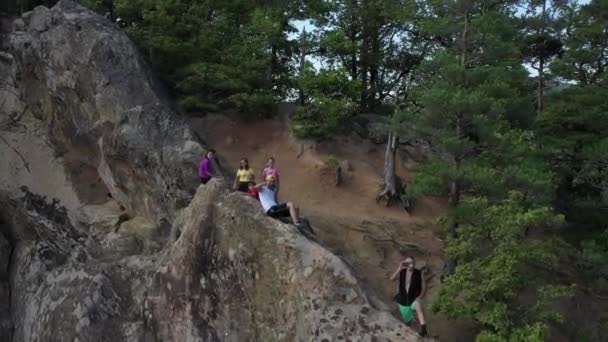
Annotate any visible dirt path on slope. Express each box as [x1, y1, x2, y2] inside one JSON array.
[[191, 114, 477, 341]]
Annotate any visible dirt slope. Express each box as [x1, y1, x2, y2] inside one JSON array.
[[191, 113, 477, 341]]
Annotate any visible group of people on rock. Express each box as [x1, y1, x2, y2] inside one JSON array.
[[198, 151, 302, 227], [198, 149, 428, 338]]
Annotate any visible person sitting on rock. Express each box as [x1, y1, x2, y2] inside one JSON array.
[[261, 157, 280, 194], [198, 149, 217, 184], [233, 157, 255, 192], [246, 181, 259, 200], [390, 255, 428, 337], [254, 175, 301, 226]]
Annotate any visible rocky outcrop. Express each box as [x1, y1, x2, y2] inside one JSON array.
[[1, 0, 204, 226], [150, 182, 417, 341], [0, 181, 419, 342], [0, 2, 422, 341], [0, 219, 11, 341]]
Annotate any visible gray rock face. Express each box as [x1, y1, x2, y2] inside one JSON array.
[[1, 0, 204, 225], [0, 222, 11, 341], [0, 1, 422, 341]]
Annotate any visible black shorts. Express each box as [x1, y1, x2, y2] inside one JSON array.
[[237, 182, 249, 192], [200, 177, 211, 184], [267, 203, 290, 218]]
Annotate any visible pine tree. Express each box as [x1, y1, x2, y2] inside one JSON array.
[[535, 0, 608, 228], [306, 0, 426, 111], [520, 0, 569, 113], [397, 0, 572, 338]]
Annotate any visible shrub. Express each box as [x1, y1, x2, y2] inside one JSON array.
[[228, 92, 277, 120], [177, 96, 220, 113], [322, 154, 339, 169], [580, 232, 608, 292], [291, 97, 354, 140]]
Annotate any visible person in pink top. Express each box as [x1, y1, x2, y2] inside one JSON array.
[[261, 157, 280, 194]]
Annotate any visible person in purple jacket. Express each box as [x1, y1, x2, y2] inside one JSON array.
[[198, 149, 217, 184], [261, 157, 280, 194]]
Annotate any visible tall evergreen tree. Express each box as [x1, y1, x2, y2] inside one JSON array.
[[536, 0, 608, 219], [306, 0, 427, 111], [396, 0, 572, 338], [520, 0, 568, 113], [536, 0, 608, 231]]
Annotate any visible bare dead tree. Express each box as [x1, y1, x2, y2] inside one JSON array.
[[376, 132, 409, 212]]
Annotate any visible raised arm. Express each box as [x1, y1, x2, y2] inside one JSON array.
[[390, 264, 403, 281]]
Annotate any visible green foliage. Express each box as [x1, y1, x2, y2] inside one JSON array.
[[291, 97, 354, 140], [306, 0, 425, 110], [291, 65, 359, 140], [227, 92, 278, 120], [406, 160, 450, 198], [433, 193, 572, 338], [399, 1, 576, 339], [550, 0, 608, 84], [579, 233, 608, 292], [476, 322, 546, 342], [93, 0, 298, 114], [536, 71, 608, 226], [297, 64, 362, 103], [322, 154, 339, 169]]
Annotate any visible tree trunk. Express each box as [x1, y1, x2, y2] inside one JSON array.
[[537, 0, 547, 113], [298, 28, 307, 105], [348, 0, 358, 80], [538, 56, 544, 112], [444, 11, 469, 280], [360, 0, 370, 110], [369, 33, 380, 110], [376, 133, 409, 212]]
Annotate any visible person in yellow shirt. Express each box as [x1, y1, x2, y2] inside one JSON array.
[[233, 158, 255, 192]]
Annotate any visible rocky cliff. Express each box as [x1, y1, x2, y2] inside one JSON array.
[[0, 1, 420, 341]]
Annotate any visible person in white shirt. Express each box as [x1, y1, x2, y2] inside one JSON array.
[[255, 175, 301, 226]]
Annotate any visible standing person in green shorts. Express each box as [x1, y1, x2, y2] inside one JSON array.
[[390, 255, 428, 337]]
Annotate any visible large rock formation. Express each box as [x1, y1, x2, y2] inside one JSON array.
[[0, 1, 421, 341], [1, 0, 203, 225]]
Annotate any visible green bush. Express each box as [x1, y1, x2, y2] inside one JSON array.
[[322, 154, 339, 169], [177, 96, 220, 113], [227, 92, 278, 120], [580, 233, 608, 292], [291, 97, 354, 140]]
